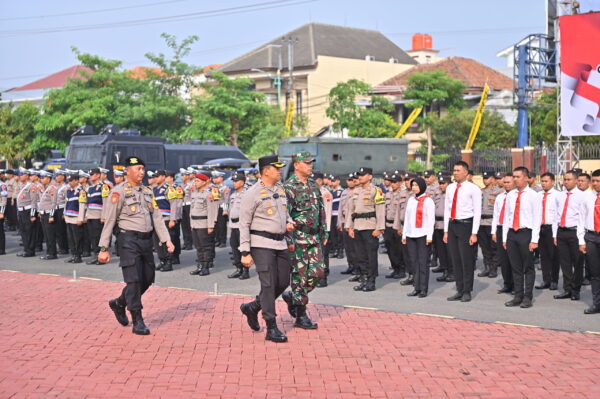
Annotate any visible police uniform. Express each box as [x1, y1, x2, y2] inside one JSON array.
[[188, 174, 219, 276], [478, 171, 502, 278], [393, 173, 414, 285], [101, 156, 171, 336], [64, 176, 86, 263], [152, 177, 180, 271], [338, 174, 358, 276], [433, 175, 453, 282], [32, 172, 45, 252], [383, 174, 405, 279], [54, 171, 70, 254], [78, 170, 92, 257], [16, 170, 38, 257], [226, 171, 248, 279], [4, 171, 18, 231], [180, 169, 194, 250], [213, 172, 230, 247], [0, 180, 8, 253], [84, 171, 105, 264], [37, 171, 59, 259], [346, 167, 386, 292], [329, 177, 344, 258], [239, 155, 292, 343]]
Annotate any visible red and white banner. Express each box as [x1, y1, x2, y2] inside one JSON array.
[[560, 12, 600, 136]]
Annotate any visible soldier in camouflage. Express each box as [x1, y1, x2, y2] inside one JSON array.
[[281, 151, 327, 330]]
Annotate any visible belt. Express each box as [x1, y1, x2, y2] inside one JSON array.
[[230, 217, 239, 223], [57, 205, 65, 209], [295, 224, 318, 235], [541, 224, 552, 227], [184, 202, 191, 206], [119, 229, 153, 239], [352, 211, 376, 221], [481, 215, 493, 219], [385, 218, 394, 224], [39, 210, 52, 214], [191, 215, 208, 220], [450, 217, 473, 224], [586, 229, 600, 236], [558, 226, 577, 231], [18, 205, 32, 211], [510, 228, 532, 233], [435, 216, 443, 221], [250, 230, 285, 241]]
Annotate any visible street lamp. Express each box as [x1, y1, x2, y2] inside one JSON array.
[[251, 68, 282, 107]]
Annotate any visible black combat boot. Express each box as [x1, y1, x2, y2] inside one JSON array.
[[265, 319, 287, 343], [294, 305, 318, 329], [130, 310, 150, 335], [336, 249, 345, 259], [189, 262, 202, 275], [281, 291, 297, 317], [240, 300, 261, 331], [228, 266, 242, 279], [156, 259, 166, 271], [362, 277, 376, 292], [171, 256, 180, 265], [317, 277, 328, 287], [72, 255, 83, 264], [348, 274, 361, 282], [108, 298, 129, 326], [477, 264, 490, 277], [199, 261, 210, 276], [340, 266, 353, 275], [353, 276, 366, 291], [488, 265, 498, 278], [160, 259, 173, 272], [239, 267, 250, 280]]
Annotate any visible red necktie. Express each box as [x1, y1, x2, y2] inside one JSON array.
[[560, 192, 572, 227], [542, 191, 549, 225], [499, 194, 507, 225], [594, 192, 600, 233], [450, 183, 461, 220], [416, 194, 429, 228], [512, 191, 523, 230]]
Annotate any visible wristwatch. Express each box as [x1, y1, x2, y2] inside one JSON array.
[[99, 247, 108, 252], [241, 251, 250, 256]]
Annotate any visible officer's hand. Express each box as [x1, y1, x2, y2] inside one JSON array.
[[337, 226, 342, 231], [31, 217, 36, 222], [288, 244, 295, 252], [469, 234, 477, 246], [503, 242, 507, 250], [323, 239, 328, 246], [222, 211, 228, 216], [98, 251, 110, 264], [0, 214, 4, 220], [396, 229, 402, 236], [76, 221, 82, 226], [168, 220, 175, 229], [553, 238, 558, 246], [241, 254, 253, 268], [100, 219, 105, 224], [49, 217, 54, 223], [528, 242, 538, 252], [443, 232, 448, 244], [84, 218, 88, 223], [402, 238, 407, 245], [165, 240, 175, 253], [491, 234, 497, 243], [208, 228, 214, 234], [348, 228, 355, 239], [372, 230, 383, 238], [426, 240, 432, 246], [579, 244, 587, 254], [286, 223, 295, 232]]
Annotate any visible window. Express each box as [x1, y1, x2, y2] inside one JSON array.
[[70, 146, 102, 164], [332, 154, 342, 161], [365, 155, 372, 161], [296, 91, 302, 114]]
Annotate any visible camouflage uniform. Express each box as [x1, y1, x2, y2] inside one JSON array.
[[284, 173, 328, 306]]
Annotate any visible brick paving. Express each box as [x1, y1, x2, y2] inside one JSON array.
[[0, 270, 599, 399]]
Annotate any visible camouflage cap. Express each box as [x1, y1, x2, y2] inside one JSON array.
[[292, 151, 315, 163]]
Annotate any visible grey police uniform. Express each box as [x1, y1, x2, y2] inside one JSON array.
[[478, 185, 502, 277], [384, 188, 405, 277], [38, 182, 59, 257], [189, 186, 219, 273], [16, 180, 39, 256]]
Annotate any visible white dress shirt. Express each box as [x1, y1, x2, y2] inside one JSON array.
[[552, 187, 585, 238], [404, 194, 435, 240], [443, 180, 482, 234], [491, 190, 512, 232], [539, 187, 560, 226], [502, 186, 541, 244], [579, 190, 600, 244]]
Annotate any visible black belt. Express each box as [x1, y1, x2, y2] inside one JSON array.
[[191, 215, 208, 220], [230, 217, 239, 223], [558, 226, 576, 231], [250, 230, 285, 241], [119, 229, 153, 239], [509, 228, 532, 233], [450, 217, 473, 224], [295, 225, 318, 235], [385, 218, 394, 224], [352, 211, 376, 221], [481, 215, 493, 219], [541, 224, 553, 227], [586, 229, 600, 236], [435, 216, 443, 221]]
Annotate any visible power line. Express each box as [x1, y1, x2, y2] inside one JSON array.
[[0, 0, 317, 37], [385, 26, 542, 37]]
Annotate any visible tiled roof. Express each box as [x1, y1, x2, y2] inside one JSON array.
[[9, 65, 93, 92]]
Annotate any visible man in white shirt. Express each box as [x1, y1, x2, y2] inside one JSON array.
[[553, 170, 585, 301], [579, 169, 600, 314], [536, 172, 561, 291], [502, 167, 541, 308], [491, 173, 515, 295], [444, 161, 482, 303]]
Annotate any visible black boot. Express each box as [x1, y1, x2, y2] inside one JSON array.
[[239, 267, 250, 280], [348, 274, 361, 282], [265, 319, 287, 343], [65, 256, 75, 263], [156, 259, 166, 271], [171, 256, 180, 265], [385, 270, 401, 279], [199, 261, 210, 276], [317, 277, 328, 287], [208, 261, 214, 269], [160, 259, 173, 272], [189, 262, 202, 275], [240, 300, 261, 331], [130, 310, 150, 335], [86, 256, 100, 265], [353, 276, 366, 291], [337, 249, 345, 259], [228, 266, 242, 279], [477, 264, 490, 277], [294, 305, 318, 329], [281, 291, 297, 317], [108, 298, 129, 326], [340, 266, 353, 275], [72, 256, 83, 264], [400, 275, 414, 285], [488, 266, 498, 278]]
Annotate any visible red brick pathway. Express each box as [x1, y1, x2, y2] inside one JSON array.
[[1, 271, 599, 399]]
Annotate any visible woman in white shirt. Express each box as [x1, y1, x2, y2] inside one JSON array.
[[403, 178, 435, 297]]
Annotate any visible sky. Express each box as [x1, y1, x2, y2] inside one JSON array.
[[1, 0, 599, 91]]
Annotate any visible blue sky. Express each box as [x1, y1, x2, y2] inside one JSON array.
[[1, 0, 599, 91]]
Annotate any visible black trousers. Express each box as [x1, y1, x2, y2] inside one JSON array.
[[354, 229, 379, 281], [506, 228, 535, 300], [18, 210, 35, 255], [384, 227, 403, 272], [54, 208, 69, 253], [86, 218, 103, 256], [215, 208, 228, 244], [181, 204, 193, 248], [66, 223, 83, 256], [82, 222, 91, 254], [6, 199, 17, 230], [495, 226, 513, 289], [407, 236, 429, 292], [447, 220, 476, 294], [400, 236, 411, 275], [433, 228, 451, 274], [34, 217, 43, 251], [0, 218, 4, 252], [155, 220, 181, 260], [323, 231, 330, 273], [230, 228, 242, 267], [477, 225, 495, 268], [585, 231, 600, 307], [40, 213, 57, 256], [192, 227, 215, 262], [343, 229, 357, 271], [116, 233, 155, 312], [252, 247, 291, 321], [329, 216, 343, 252], [557, 228, 583, 293], [539, 225, 560, 284]]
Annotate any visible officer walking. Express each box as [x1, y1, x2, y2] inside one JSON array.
[[99, 157, 174, 335], [226, 171, 248, 280], [188, 173, 219, 276], [239, 155, 293, 343]]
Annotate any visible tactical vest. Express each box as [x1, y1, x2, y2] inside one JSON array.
[[153, 184, 171, 215], [87, 183, 103, 209], [65, 188, 83, 216]]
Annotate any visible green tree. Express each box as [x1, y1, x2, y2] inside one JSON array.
[[529, 89, 557, 145], [0, 102, 40, 163], [403, 70, 466, 167]]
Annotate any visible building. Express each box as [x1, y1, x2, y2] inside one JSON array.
[[216, 22, 417, 134]]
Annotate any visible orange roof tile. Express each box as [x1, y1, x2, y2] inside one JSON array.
[[10, 65, 93, 92]]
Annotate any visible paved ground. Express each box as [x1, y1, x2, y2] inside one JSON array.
[[0, 270, 599, 399], [1, 231, 598, 333]]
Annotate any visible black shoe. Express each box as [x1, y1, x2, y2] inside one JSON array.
[[348, 275, 361, 282], [189, 263, 202, 275], [156, 260, 165, 271], [497, 286, 512, 294], [353, 282, 366, 291], [86, 258, 100, 265], [82, 252, 91, 258], [21, 253, 35, 258], [400, 276, 414, 286], [130, 310, 150, 335], [228, 268, 242, 279], [445, 274, 455, 282], [65, 257, 75, 263], [535, 282, 550, 290], [171, 257, 180, 265], [108, 299, 129, 326], [582, 278, 591, 286], [58, 250, 69, 255], [549, 282, 558, 291], [447, 292, 462, 301], [336, 250, 344, 259], [281, 291, 297, 318], [477, 269, 490, 277], [570, 292, 580, 301], [265, 319, 287, 343], [397, 271, 407, 279], [385, 271, 401, 279], [294, 306, 318, 330], [183, 245, 193, 251], [218, 243, 226, 248], [340, 267, 353, 275], [461, 292, 472, 302], [520, 297, 533, 308], [240, 301, 261, 331], [436, 274, 448, 282], [72, 256, 83, 264], [431, 267, 445, 273], [418, 291, 428, 298], [199, 263, 210, 276], [554, 291, 571, 299], [0, 251, 5, 255], [505, 298, 522, 307], [317, 278, 328, 288], [160, 263, 173, 272], [208, 261, 214, 269], [407, 290, 420, 297], [362, 283, 376, 292], [40, 255, 58, 260], [584, 305, 600, 314], [239, 268, 250, 280]]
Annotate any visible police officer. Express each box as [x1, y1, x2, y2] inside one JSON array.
[[16, 169, 38, 257], [31, 170, 45, 253], [4, 169, 17, 231], [64, 173, 86, 264], [433, 175, 454, 282], [152, 170, 177, 271], [212, 171, 230, 248], [83, 168, 105, 264], [54, 170, 69, 255], [188, 173, 219, 276], [338, 173, 359, 276], [0, 178, 8, 254], [227, 171, 248, 280], [99, 156, 174, 335], [329, 175, 344, 258], [478, 171, 501, 278], [78, 170, 92, 258], [347, 167, 386, 292], [281, 153, 326, 329], [384, 174, 405, 279], [314, 171, 333, 287], [394, 172, 414, 286], [180, 168, 194, 251], [37, 170, 59, 260], [165, 170, 183, 265], [239, 155, 293, 343]]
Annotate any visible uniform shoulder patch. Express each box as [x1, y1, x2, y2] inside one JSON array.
[[211, 187, 220, 200], [374, 187, 385, 205], [111, 192, 120, 204], [152, 196, 159, 209], [78, 190, 87, 203], [102, 184, 110, 198], [167, 186, 178, 200]]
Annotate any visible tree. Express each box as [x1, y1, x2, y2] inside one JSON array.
[[529, 89, 558, 145], [0, 102, 40, 163], [403, 71, 466, 168]]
